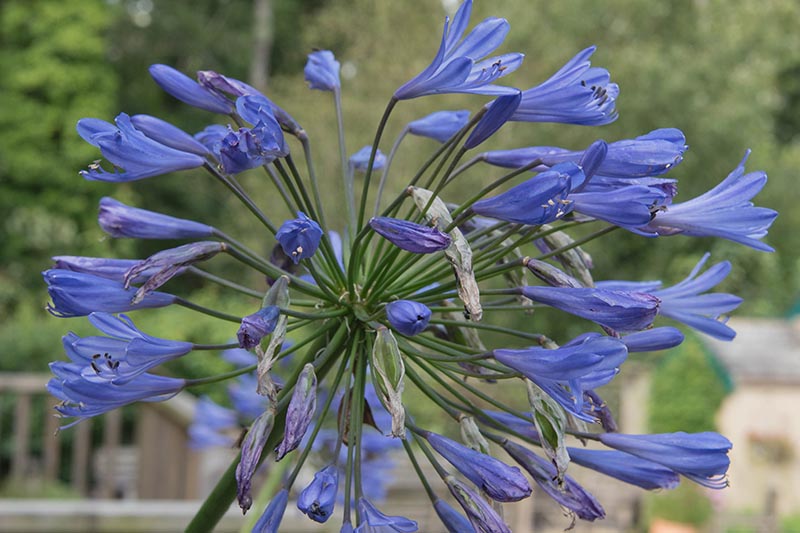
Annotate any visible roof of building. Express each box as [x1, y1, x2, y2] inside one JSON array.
[[701, 318, 800, 385]]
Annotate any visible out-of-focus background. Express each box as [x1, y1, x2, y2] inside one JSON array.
[[0, 0, 798, 531]]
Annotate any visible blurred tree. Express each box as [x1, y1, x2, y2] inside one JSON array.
[[0, 0, 118, 311]]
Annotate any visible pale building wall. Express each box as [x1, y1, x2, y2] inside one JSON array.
[[716, 383, 800, 516]]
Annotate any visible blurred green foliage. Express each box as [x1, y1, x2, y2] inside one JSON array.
[[648, 334, 729, 434]]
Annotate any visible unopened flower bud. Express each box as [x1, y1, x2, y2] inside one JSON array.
[[369, 217, 451, 254], [370, 327, 406, 438], [236, 405, 277, 512], [276, 212, 323, 264], [304, 50, 341, 92], [385, 300, 431, 336], [275, 363, 317, 460]]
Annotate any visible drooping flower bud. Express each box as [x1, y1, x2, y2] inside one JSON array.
[[370, 327, 406, 438], [304, 50, 341, 92], [444, 476, 511, 533], [369, 217, 451, 254], [235, 405, 277, 512], [385, 300, 431, 336], [275, 212, 323, 264], [275, 363, 317, 460], [123, 241, 226, 303], [424, 431, 531, 502], [297, 464, 338, 523], [252, 488, 288, 531], [237, 306, 280, 350]]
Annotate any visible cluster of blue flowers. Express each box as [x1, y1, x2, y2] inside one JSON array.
[[45, 1, 777, 531]]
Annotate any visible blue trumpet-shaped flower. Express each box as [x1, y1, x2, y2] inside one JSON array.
[[98, 197, 215, 240], [305, 50, 341, 92], [511, 46, 618, 126], [276, 212, 324, 264], [148, 64, 233, 114], [44, 269, 176, 317], [298, 464, 338, 523], [423, 431, 531, 502], [48, 357, 185, 426], [356, 498, 418, 532], [385, 300, 431, 336], [394, 0, 523, 100], [569, 183, 670, 230], [408, 110, 470, 143], [567, 447, 680, 490], [68, 312, 193, 385], [481, 128, 686, 178], [642, 150, 777, 251], [598, 431, 732, 489], [350, 146, 387, 172], [252, 488, 289, 533], [471, 162, 583, 225], [502, 440, 605, 521], [521, 285, 660, 333], [78, 113, 205, 182], [369, 217, 451, 253], [651, 253, 742, 340]]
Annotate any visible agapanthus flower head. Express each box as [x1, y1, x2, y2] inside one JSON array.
[[598, 431, 732, 489], [394, 0, 523, 100], [297, 464, 338, 523], [98, 197, 215, 240], [511, 46, 618, 126], [408, 110, 470, 143], [350, 145, 387, 172], [369, 217, 451, 253], [78, 113, 205, 182], [471, 162, 583, 225], [385, 300, 431, 336], [50, 3, 764, 529], [305, 50, 341, 91], [276, 212, 323, 264], [642, 150, 777, 251], [148, 64, 234, 114]]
